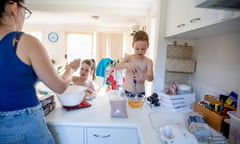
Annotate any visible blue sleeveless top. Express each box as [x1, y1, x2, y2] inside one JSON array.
[[0, 31, 39, 111]]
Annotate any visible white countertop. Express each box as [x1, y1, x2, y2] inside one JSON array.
[[46, 90, 194, 144]]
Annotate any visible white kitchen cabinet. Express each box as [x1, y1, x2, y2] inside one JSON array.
[[86, 127, 140, 144], [48, 124, 140, 144], [165, 0, 188, 37], [188, 0, 237, 28], [187, 0, 208, 31], [166, 0, 207, 36], [233, 11, 240, 18], [48, 124, 84, 144], [165, 0, 239, 37], [216, 10, 235, 22]]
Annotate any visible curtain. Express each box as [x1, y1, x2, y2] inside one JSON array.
[[96, 33, 123, 63]]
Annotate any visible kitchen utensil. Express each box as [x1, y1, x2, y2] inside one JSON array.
[[177, 84, 192, 94], [56, 85, 87, 107], [127, 79, 145, 108], [133, 79, 137, 97], [159, 123, 198, 144]]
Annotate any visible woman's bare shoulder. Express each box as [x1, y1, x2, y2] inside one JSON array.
[[22, 33, 41, 43]]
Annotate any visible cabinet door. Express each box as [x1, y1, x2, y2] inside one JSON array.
[[216, 10, 234, 22], [187, 0, 208, 30], [165, 0, 240, 37], [233, 11, 240, 18], [48, 124, 84, 144], [86, 127, 139, 144], [166, 0, 188, 37]]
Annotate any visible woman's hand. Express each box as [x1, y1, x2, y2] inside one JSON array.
[[61, 59, 81, 83]]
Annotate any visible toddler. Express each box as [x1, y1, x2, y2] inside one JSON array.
[[72, 59, 97, 98]]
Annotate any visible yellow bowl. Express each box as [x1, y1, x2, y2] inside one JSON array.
[[127, 96, 145, 108]]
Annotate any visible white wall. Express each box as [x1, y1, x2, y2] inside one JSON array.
[[23, 25, 66, 66], [192, 33, 240, 100], [151, 0, 166, 93]]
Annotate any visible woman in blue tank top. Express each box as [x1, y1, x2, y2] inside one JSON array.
[[0, 1, 80, 143]]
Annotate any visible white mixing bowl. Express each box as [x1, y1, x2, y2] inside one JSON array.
[[56, 85, 87, 107]]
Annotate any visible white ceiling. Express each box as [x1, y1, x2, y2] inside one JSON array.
[[25, 0, 156, 28]]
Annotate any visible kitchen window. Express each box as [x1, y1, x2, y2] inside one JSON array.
[[66, 32, 124, 63], [66, 32, 94, 62]]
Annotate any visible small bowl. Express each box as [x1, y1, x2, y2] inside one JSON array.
[[56, 85, 87, 107], [127, 96, 145, 108]]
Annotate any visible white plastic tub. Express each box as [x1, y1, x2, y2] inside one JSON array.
[[227, 111, 240, 144]]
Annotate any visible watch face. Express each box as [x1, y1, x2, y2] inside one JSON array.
[[48, 32, 58, 43]]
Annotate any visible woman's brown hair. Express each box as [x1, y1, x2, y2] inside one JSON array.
[[0, 0, 24, 19]]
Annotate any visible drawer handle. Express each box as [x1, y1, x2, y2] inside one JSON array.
[[177, 24, 185, 28], [190, 17, 201, 23], [93, 134, 111, 138]]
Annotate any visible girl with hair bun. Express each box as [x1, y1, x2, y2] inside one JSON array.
[[72, 59, 97, 99]]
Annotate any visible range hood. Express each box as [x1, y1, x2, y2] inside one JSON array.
[[195, 0, 240, 11]]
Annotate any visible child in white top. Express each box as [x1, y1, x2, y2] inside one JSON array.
[[72, 59, 97, 98]]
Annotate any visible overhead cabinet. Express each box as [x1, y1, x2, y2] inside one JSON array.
[[165, 0, 189, 36], [165, 0, 240, 37]]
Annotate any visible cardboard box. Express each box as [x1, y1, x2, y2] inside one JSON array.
[[193, 102, 229, 132], [193, 95, 236, 132]]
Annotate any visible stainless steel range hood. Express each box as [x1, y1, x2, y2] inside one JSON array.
[[195, 0, 240, 11]]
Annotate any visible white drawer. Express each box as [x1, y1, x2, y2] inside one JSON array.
[[86, 127, 139, 144], [48, 124, 84, 144]]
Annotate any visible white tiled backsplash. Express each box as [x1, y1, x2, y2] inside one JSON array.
[[191, 82, 229, 101]]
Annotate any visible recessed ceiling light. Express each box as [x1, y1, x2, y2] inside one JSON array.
[[92, 16, 100, 19]]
